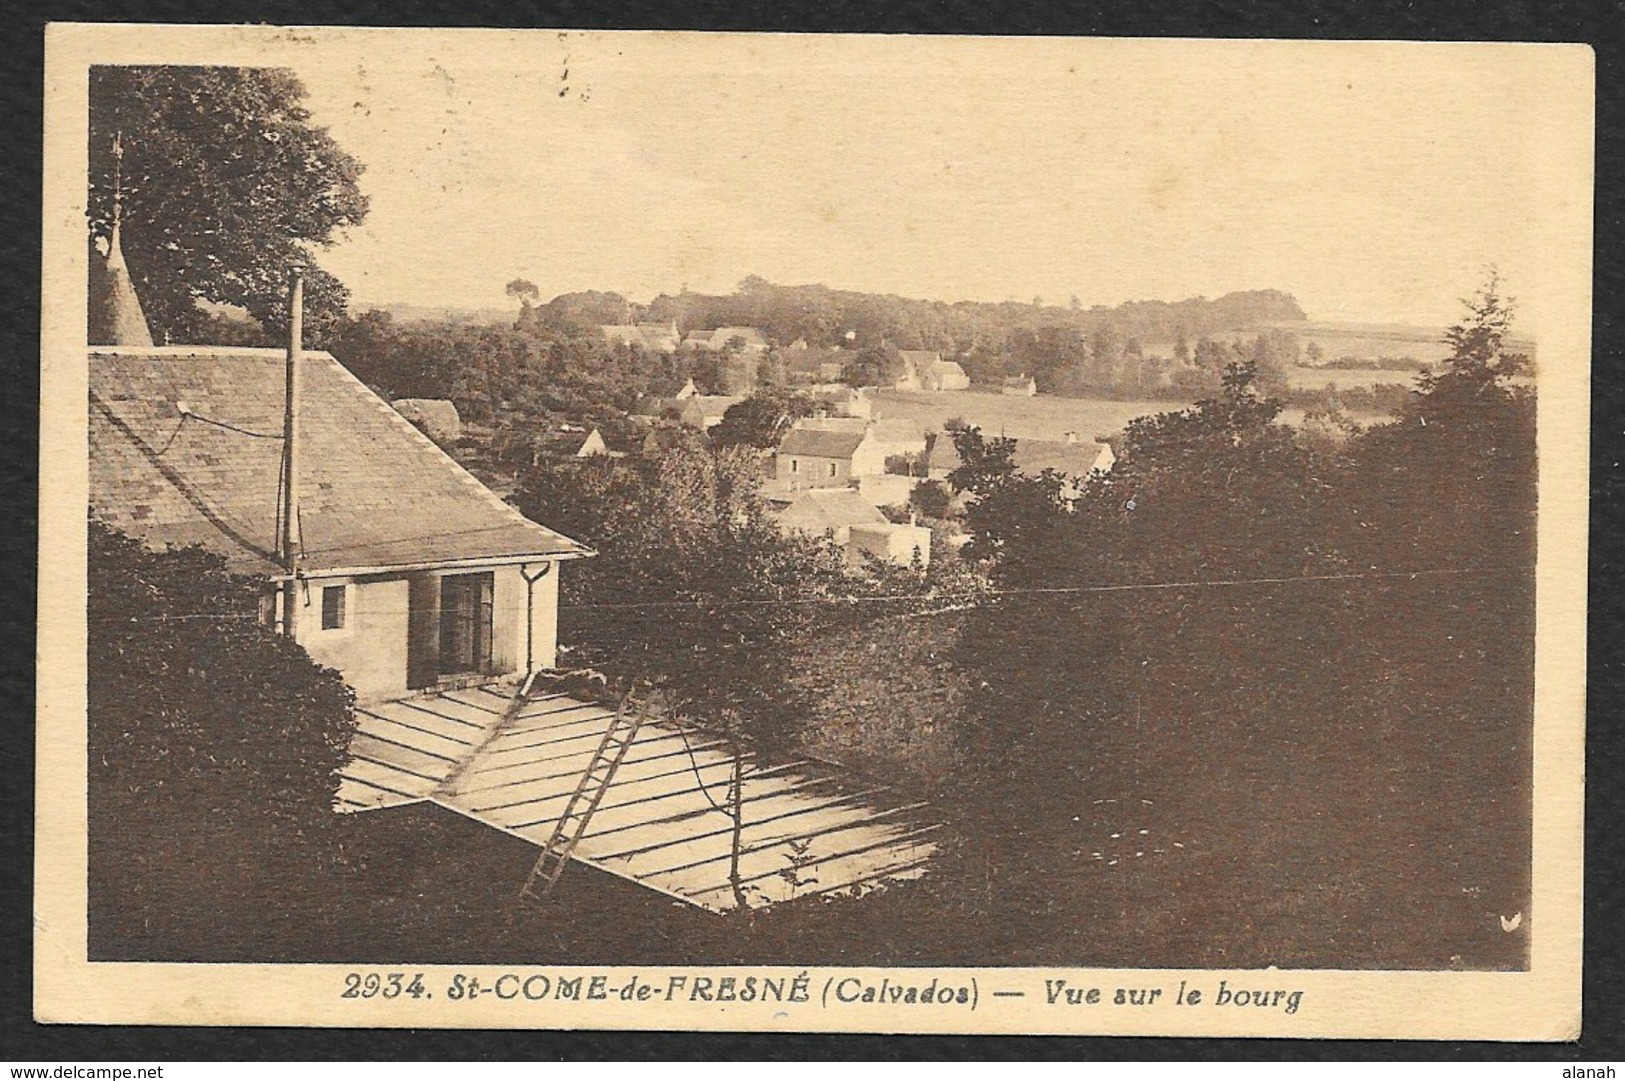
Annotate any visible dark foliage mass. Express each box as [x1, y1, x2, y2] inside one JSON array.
[[88, 66, 369, 345], [910, 280, 1536, 968], [514, 441, 970, 751], [87, 520, 356, 959], [709, 388, 816, 450]]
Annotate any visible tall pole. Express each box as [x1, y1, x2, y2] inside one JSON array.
[[280, 265, 305, 638]]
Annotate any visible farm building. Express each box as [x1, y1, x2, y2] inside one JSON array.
[[785, 346, 854, 384], [897, 350, 969, 392], [683, 325, 769, 353], [775, 421, 889, 489], [1001, 374, 1038, 396], [923, 358, 970, 392]]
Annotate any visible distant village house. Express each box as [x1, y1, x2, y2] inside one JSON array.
[[683, 326, 770, 353], [767, 487, 931, 569], [599, 321, 681, 353], [897, 350, 970, 392], [775, 421, 889, 490]]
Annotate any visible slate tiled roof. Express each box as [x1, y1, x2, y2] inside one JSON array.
[[778, 426, 869, 459], [770, 488, 890, 536], [89, 346, 589, 577]]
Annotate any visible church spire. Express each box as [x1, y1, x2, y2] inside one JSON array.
[[89, 133, 155, 347]]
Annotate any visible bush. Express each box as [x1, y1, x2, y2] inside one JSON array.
[[87, 519, 356, 959]]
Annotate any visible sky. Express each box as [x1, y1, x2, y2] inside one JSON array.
[[215, 32, 1586, 329]]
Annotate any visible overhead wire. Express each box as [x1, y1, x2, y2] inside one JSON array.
[[84, 565, 1486, 623], [182, 411, 284, 440]]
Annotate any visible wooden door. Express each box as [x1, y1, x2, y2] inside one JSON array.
[[438, 572, 494, 676]]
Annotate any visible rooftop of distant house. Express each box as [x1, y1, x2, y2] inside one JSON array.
[[778, 425, 872, 459]]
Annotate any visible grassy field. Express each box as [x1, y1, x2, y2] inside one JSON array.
[[871, 389, 1191, 443], [870, 388, 1399, 442]]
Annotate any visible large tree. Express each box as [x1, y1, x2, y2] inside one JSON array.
[[88, 66, 369, 344], [709, 387, 814, 449]]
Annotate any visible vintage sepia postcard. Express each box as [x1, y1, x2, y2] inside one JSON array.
[[36, 25, 1592, 1038]]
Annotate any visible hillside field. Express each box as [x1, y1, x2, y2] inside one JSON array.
[[870, 389, 1193, 444], [870, 388, 1395, 443]]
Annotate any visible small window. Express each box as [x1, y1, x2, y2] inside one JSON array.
[[321, 585, 346, 630], [827, 462, 837, 477], [790, 459, 798, 473]]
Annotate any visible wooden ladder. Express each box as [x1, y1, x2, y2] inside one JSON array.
[[518, 688, 652, 902]]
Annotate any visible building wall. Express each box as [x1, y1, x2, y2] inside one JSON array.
[[849, 436, 890, 478], [508, 561, 561, 675], [298, 576, 411, 702], [853, 473, 916, 509], [777, 453, 850, 489], [848, 523, 932, 568], [297, 560, 563, 703]]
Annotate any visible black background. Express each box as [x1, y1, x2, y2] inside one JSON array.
[[2, 0, 1620, 1061]]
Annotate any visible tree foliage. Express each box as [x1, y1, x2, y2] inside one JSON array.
[[88, 66, 369, 344], [927, 278, 1536, 967], [709, 388, 815, 449], [87, 519, 356, 956], [516, 444, 854, 746], [840, 342, 906, 388]]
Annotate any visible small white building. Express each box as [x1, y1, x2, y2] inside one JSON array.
[[848, 522, 932, 569]]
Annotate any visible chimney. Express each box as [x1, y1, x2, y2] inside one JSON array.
[[1064, 430, 1079, 445], [279, 265, 306, 638]]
